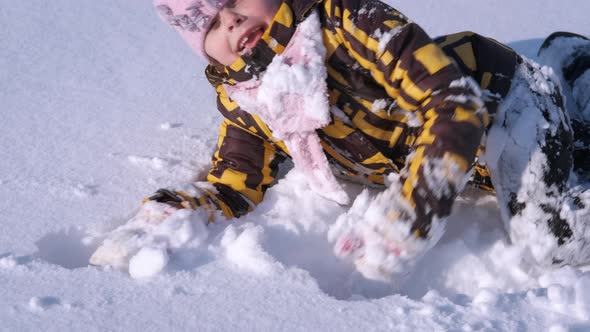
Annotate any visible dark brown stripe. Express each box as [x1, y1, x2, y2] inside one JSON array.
[[210, 124, 267, 191]]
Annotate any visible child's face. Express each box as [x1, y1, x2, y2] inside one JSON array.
[[204, 0, 280, 66]]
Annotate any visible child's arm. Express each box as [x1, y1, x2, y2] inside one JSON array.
[[326, 0, 488, 237], [193, 85, 286, 221], [202, 118, 284, 219]]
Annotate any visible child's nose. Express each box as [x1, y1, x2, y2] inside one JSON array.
[[219, 9, 245, 32]]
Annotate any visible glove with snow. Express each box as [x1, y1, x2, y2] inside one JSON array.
[[145, 188, 197, 210], [328, 176, 444, 282], [89, 187, 209, 277]]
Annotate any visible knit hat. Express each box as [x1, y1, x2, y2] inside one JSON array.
[[153, 0, 230, 59]]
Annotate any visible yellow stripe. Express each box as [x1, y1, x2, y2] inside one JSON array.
[[413, 43, 453, 75], [388, 126, 404, 148], [437, 31, 474, 48], [342, 9, 381, 55], [261, 3, 289, 55], [443, 151, 470, 173], [453, 106, 483, 128], [332, 19, 406, 101], [352, 112, 396, 142], [481, 72, 492, 90], [218, 86, 239, 111], [356, 98, 405, 122], [229, 57, 246, 72], [262, 35, 286, 54], [415, 108, 437, 145], [204, 192, 234, 220], [380, 50, 394, 66], [208, 171, 263, 204], [361, 151, 396, 170], [257, 141, 277, 195], [334, 4, 341, 18], [389, 60, 406, 83], [321, 121, 355, 139], [324, 0, 332, 16], [213, 120, 230, 161], [367, 173, 385, 185], [338, 40, 401, 98], [323, 30, 342, 57], [249, 113, 277, 140], [453, 43, 477, 72], [405, 133, 417, 146], [327, 65, 351, 89], [274, 2, 293, 27], [401, 71, 428, 104], [475, 164, 490, 177], [320, 141, 360, 172], [396, 95, 418, 111], [328, 87, 342, 104], [383, 20, 402, 30], [402, 147, 424, 209]]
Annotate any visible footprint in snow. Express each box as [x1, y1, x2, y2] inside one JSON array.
[[34, 228, 99, 269]]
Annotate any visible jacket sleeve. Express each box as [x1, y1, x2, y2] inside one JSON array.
[[196, 89, 285, 221], [325, 0, 489, 237]]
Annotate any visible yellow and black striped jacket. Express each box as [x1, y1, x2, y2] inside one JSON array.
[[196, 0, 519, 237]]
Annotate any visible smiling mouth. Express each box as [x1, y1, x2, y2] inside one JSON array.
[[237, 26, 266, 55]]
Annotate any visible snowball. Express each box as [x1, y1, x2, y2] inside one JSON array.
[[129, 247, 169, 279]]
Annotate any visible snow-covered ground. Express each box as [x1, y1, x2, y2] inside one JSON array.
[[1, 0, 589, 330]]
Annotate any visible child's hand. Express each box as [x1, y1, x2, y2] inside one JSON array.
[[328, 177, 443, 282], [89, 190, 210, 276], [145, 188, 197, 210], [332, 221, 424, 282]]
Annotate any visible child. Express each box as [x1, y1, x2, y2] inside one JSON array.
[[91, 0, 590, 281]]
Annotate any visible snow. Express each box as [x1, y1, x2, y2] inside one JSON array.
[[129, 246, 169, 279], [1, 0, 590, 331]]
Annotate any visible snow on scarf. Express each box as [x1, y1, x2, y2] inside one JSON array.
[[223, 10, 350, 205]]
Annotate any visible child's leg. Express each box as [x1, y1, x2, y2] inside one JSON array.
[[486, 58, 590, 267], [538, 32, 590, 178]]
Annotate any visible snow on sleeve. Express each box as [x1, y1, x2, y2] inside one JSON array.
[[372, 27, 403, 54]]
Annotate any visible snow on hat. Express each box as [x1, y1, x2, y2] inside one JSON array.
[[154, 0, 230, 59]]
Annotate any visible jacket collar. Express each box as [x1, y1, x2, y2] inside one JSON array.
[[205, 0, 323, 87]]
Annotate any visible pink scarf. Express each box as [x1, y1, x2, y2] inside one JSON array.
[[224, 11, 350, 205]]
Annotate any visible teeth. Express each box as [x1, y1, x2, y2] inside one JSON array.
[[237, 28, 261, 53]]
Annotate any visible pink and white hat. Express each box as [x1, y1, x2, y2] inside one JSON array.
[[153, 0, 230, 59]]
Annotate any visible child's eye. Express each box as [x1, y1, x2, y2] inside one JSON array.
[[209, 15, 220, 29]]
